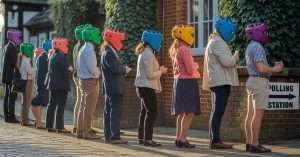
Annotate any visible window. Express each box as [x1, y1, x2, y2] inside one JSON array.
[[188, 0, 218, 55]]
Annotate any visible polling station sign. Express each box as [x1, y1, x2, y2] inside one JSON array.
[[268, 82, 299, 110]]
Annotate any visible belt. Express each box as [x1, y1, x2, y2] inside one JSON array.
[[249, 75, 270, 79]]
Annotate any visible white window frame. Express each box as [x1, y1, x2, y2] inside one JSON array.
[[187, 0, 219, 56]]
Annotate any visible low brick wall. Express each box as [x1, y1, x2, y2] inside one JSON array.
[[161, 67, 300, 142], [92, 75, 165, 129], [92, 67, 300, 142]]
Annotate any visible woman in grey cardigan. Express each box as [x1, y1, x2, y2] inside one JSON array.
[[202, 17, 239, 149], [135, 31, 167, 147]]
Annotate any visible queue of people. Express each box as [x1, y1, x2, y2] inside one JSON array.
[[1, 16, 283, 153]]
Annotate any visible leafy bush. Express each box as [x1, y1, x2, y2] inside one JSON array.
[[220, 0, 300, 67], [104, 0, 157, 67]]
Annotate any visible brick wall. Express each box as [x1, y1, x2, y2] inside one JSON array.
[[160, 0, 211, 130], [92, 0, 300, 142], [159, 0, 300, 142]]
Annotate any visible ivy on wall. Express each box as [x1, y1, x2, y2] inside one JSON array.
[[104, 0, 157, 67], [220, 0, 300, 67]]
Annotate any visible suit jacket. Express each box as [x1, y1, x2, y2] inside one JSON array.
[[2, 42, 18, 84], [36, 53, 48, 89], [202, 35, 239, 91], [100, 45, 125, 96], [46, 51, 70, 91]]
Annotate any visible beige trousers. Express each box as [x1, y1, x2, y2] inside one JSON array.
[[22, 80, 33, 124], [77, 79, 99, 136]]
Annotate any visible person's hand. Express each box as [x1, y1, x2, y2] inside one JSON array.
[[194, 62, 199, 69], [233, 51, 239, 61], [68, 66, 73, 72], [125, 65, 132, 74], [273, 61, 284, 73], [160, 66, 168, 74]]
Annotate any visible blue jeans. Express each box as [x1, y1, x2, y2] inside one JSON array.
[[209, 85, 231, 144], [103, 95, 122, 141]]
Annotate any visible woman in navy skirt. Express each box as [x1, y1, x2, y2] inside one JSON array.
[[169, 25, 200, 148], [31, 40, 51, 129]]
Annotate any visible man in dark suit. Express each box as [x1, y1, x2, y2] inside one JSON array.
[[45, 38, 71, 133], [2, 30, 22, 123], [101, 29, 131, 144]]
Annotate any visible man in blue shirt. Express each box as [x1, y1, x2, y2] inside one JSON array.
[[245, 23, 284, 153], [76, 26, 102, 139]]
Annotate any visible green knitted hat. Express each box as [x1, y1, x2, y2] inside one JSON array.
[[82, 26, 102, 44], [20, 43, 34, 58], [75, 24, 92, 40]]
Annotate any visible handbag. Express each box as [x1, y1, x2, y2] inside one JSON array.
[[13, 55, 27, 93]]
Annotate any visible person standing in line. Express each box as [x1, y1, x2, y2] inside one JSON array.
[[2, 30, 22, 123], [244, 23, 284, 153], [76, 26, 102, 139], [169, 25, 201, 148], [135, 30, 167, 147], [202, 17, 239, 149], [31, 40, 52, 129], [18, 43, 34, 126], [101, 29, 131, 144], [45, 38, 71, 133], [72, 24, 92, 134]]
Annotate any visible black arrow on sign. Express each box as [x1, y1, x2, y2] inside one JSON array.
[[269, 94, 296, 100]]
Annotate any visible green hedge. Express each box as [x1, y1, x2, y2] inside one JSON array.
[[220, 0, 300, 67], [104, 0, 157, 67]]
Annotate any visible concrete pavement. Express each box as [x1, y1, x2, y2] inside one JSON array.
[[0, 99, 299, 156]]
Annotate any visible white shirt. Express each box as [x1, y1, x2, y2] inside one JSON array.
[[19, 55, 33, 80]]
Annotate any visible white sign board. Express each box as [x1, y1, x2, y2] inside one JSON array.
[[268, 82, 299, 110]]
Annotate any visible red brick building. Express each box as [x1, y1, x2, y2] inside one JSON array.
[[94, 0, 300, 142]]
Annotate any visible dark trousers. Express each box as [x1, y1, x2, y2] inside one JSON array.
[[137, 87, 157, 141], [103, 95, 122, 141], [209, 85, 231, 144], [3, 83, 17, 121], [46, 90, 68, 129]]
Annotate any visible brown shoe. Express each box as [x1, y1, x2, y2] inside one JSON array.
[[210, 142, 233, 149], [82, 133, 101, 140], [73, 128, 77, 134], [21, 122, 32, 127], [111, 139, 128, 144], [76, 134, 83, 138], [47, 128, 57, 132], [57, 128, 71, 134]]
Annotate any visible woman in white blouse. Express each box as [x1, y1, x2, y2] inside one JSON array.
[[19, 43, 34, 126]]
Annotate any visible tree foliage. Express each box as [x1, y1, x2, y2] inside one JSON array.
[[220, 0, 300, 67], [104, 0, 157, 67], [50, 0, 101, 62]]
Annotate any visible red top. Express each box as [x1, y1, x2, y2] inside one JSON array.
[[172, 42, 200, 79]]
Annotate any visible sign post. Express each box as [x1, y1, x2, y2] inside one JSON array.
[[268, 82, 299, 110]]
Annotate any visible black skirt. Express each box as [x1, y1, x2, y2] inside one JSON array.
[[171, 79, 201, 116]]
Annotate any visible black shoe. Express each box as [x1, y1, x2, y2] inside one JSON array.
[[6, 118, 20, 123], [246, 144, 250, 152], [144, 141, 162, 147], [138, 139, 144, 145], [175, 140, 179, 147], [249, 145, 271, 153], [258, 145, 271, 153], [177, 140, 195, 148]]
